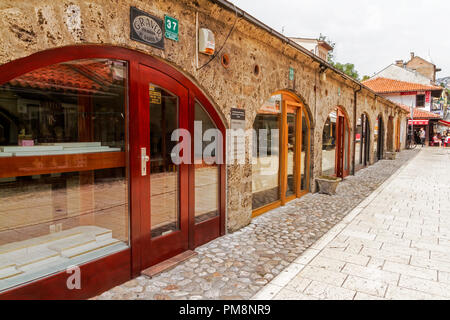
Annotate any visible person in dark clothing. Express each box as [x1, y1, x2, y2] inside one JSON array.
[[419, 127, 426, 147]]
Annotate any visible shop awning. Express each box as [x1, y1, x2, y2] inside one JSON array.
[[408, 120, 429, 125], [438, 120, 450, 127]]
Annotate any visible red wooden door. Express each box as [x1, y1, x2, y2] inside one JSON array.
[[335, 108, 350, 178], [137, 64, 189, 269], [336, 115, 345, 178]]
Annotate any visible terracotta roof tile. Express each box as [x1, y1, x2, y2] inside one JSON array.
[[362, 77, 442, 94], [398, 104, 441, 119], [8, 62, 115, 94]]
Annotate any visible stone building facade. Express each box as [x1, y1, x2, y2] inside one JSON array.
[[0, 0, 408, 298]]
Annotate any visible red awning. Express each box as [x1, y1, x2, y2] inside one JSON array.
[[438, 120, 450, 127], [409, 120, 429, 125]]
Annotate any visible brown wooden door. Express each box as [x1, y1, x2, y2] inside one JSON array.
[[138, 64, 189, 269], [335, 109, 350, 178]]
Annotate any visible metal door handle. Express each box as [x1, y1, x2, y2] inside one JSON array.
[[141, 147, 150, 176]]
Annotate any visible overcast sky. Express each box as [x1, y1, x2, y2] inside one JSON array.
[[230, 0, 449, 79]]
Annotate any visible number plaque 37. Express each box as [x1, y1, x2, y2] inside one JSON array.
[[164, 15, 179, 41]]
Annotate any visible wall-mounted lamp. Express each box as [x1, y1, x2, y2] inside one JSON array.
[[319, 64, 327, 81]]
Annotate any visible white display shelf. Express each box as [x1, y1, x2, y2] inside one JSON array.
[[0, 146, 63, 152], [0, 143, 121, 157], [41, 142, 102, 148], [0, 226, 123, 286]]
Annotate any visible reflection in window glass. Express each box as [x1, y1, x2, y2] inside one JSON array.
[[322, 111, 336, 175], [301, 113, 309, 190], [149, 85, 179, 238], [355, 117, 362, 165], [344, 124, 349, 171], [194, 102, 219, 224], [374, 117, 380, 161], [252, 95, 281, 210], [285, 111, 296, 197], [0, 59, 128, 292]]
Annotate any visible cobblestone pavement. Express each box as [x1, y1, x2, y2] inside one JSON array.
[[256, 147, 450, 300], [95, 149, 419, 300]]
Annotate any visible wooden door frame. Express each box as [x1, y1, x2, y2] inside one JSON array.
[[0, 45, 226, 299], [334, 107, 351, 178], [281, 99, 302, 205], [395, 117, 401, 152], [252, 91, 311, 217], [137, 65, 190, 269]]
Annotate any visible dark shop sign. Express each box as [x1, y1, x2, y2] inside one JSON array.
[[130, 7, 164, 50]]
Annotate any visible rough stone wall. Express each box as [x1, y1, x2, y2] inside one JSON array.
[[0, 0, 408, 233]]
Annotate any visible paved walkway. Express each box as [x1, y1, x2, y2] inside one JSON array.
[[253, 147, 450, 300], [95, 149, 420, 300]]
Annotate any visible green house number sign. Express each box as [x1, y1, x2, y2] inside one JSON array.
[[164, 15, 179, 41], [289, 67, 295, 81]]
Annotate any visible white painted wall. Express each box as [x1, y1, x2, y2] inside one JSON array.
[[373, 64, 432, 85], [382, 93, 432, 112]]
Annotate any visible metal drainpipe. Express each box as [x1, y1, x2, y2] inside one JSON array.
[[352, 85, 362, 175]]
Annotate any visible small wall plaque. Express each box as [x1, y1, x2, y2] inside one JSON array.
[[130, 7, 164, 50]]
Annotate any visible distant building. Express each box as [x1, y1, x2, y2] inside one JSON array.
[[362, 77, 443, 112], [405, 52, 441, 83], [371, 63, 432, 85], [290, 37, 333, 61]]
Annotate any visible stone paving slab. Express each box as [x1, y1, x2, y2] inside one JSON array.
[[94, 149, 419, 300], [259, 147, 450, 300]]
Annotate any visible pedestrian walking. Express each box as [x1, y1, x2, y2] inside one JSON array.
[[419, 127, 426, 147]]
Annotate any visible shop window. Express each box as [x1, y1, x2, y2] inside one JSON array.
[[252, 94, 281, 210], [322, 111, 337, 175], [416, 94, 425, 108], [355, 116, 362, 165], [300, 112, 309, 190], [0, 59, 129, 292], [194, 102, 219, 224]]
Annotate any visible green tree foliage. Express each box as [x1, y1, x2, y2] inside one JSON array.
[[318, 33, 362, 81]]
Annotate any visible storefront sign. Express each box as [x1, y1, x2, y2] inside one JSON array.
[[425, 91, 431, 103], [130, 7, 164, 50], [408, 120, 429, 125], [149, 86, 162, 104], [230, 108, 245, 130], [401, 92, 417, 96], [164, 15, 179, 41]]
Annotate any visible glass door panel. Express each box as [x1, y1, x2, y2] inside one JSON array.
[[149, 85, 179, 238], [322, 112, 336, 176], [194, 102, 219, 224], [300, 112, 309, 191], [138, 65, 189, 268], [285, 110, 296, 197], [252, 110, 280, 210]]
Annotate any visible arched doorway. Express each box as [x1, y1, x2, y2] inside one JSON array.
[[395, 117, 401, 152], [374, 115, 385, 161], [387, 115, 394, 152], [322, 106, 350, 178], [355, 113, 371, 171], [0, 46, 226, 298], [252, 91, 311, 217]]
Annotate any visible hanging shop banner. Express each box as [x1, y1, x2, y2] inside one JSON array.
[[425, 91, 431, 103], [130, 7, 164, 50], [408, 120, 429, 125]]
